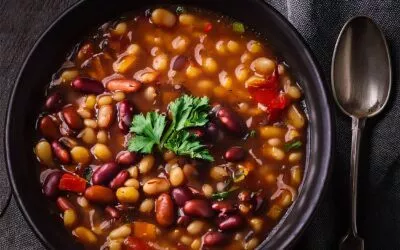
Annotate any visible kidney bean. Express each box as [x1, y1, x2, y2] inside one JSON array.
[[62, 106, 83, 130], [106, 79, 141, 93], [71, 77, 105, 94], [203, 231, 229, 247], [116, 151, 138, 165], [252, 193, 265, 213], [118, 100, 134, 134], [42, 171, 62, 198], [204, 122, 220, 142], [59, 121, 76, 137], [51, 141, 70, 164], [92, 162, 120, 185], [212, 201, 236, 214], [109, 170, 129, 189], [216, 107, 247, 136], [177, 215, 191, 227], [84, 185, 115, 204], [217, 214, 244, 230], [183, 199, 214, 218], [105, 206, 120, 219], [45, 92, 63, 111], [56, 196, 75, 211], [39, 116, 60, 140], [224, 146, 246, 162], [172, 55, 188, 70], [97, 104, 114, 129], [171, 186, 193, 207], [155, 193, 174, 227]]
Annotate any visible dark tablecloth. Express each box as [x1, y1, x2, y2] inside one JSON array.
[[1, 0, 400, 249]]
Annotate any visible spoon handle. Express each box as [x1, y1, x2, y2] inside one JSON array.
[[350, 117, 365, 235]]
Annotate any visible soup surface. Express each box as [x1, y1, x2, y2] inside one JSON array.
[[35, 6, 307, 250]]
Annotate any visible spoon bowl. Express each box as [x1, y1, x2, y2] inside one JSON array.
[[332, 16, 391, 118]]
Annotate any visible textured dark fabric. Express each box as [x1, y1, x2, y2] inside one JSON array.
[[1, 0, 399, 249]]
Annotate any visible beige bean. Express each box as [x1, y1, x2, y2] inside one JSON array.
[[210, 166, 229, 181], [288, 152, 303, 164], [109, 240, 123, 250], [186, 65, 202, 79], [235, 64, 250, 83], [215, 40, 228, 55], [169, 166, 185, 187], [85, 95, 96, 110], [144, 86, 157, 102], [191, 238, 201, 250], [113, 55, 137, 74], [262, 146, 285, 161], [218, 71, 233, 89], [179, 14, 195, 26], [267, 138, 283, 147], [187, 220, 206, 235], [35, 140, 54, 167], [249, 218, 263, 233], [171, 35, 190, 53], [77, 196, 89, 208], [143, 178, 170, 195], [227, 40, 241, 54], [116, 187, 139, 203], [61, 70, 79, 83], [124, 178, 139, 189], [112, 91, 126, 102], [259, 126, 287, 139], [109, 224, 131, 240], [84, 119, 97, 129], [97, 105, 114, 129], [78, 127, 97, 145], [97, 95, 113, 106], [163, 150, 176, 161], [133, 67, 159, 84], [138, 155, 155, 174], [290, 166, 302, 186], [240, 52, 253, 64], [203, 57, 218, 74], [202, 184, 213, 198], [244, 237, 259, 250], [287, 105, 306, 129], [63, 209, 78, 228], [139, 198, 155, 213], [151, 8, 177, 28], [247, 40, 263, 54], [287, 85, 302, 99], [180, 235, 193, 246], [152, 54, 169, 72], [77, 108, 92, 119], [126, 44, 141, 55], [250, 57, 275, 75], [73, 227, 98, 245], [127, 166, 138, 179], [96, 130, 108, 144], [196, 79, 213, 94], [113, 22, 127, 36], [70, 146, 91, 165], [92, 143, 113, 162]]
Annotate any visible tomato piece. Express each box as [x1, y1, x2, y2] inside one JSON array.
[[248, 87, 278, 106], [58, 173, 86, 193], [204, 22, 213, 32], [124, 237, 149, 250]]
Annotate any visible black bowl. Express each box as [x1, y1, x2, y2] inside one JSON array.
[[5, 0, 334, 249]]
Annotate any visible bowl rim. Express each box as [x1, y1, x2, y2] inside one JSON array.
[[5, 0, 335, 249]]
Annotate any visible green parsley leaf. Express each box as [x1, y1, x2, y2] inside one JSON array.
[[232, 22, 245, 33], [164, 130, 214, 161], [176, 6, 186, 15], [284, 140, 302, 152], [128, 112, 166, 154], [83, 167, 93, 184], [211, 186, 239, 201], [249, 130, 256, 138]]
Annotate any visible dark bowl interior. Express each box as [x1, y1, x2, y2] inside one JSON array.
[[5, 0, 333, 249]]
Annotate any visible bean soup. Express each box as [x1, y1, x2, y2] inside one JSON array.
[[35, 6, 307, 250]]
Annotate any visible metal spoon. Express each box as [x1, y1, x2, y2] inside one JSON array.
[[332, 16, 391, 250]]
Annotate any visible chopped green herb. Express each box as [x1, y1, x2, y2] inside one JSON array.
[[83, 167, 93, 184], [128, 112, 166, 154], [284, 140, 303, 152], [211, 186, 239, 201], [176, 6, 186, 15], [128, 95, 214, 161], [249, 130, 256, 138], [232, 22, 245, 33]]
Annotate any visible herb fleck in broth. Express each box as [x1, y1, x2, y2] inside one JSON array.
[[35, 6, 307, 250]]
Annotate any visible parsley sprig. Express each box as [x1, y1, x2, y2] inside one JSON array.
[[128, 95, 214, 161]]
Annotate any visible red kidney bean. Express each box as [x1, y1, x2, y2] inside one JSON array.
[[118, 100, 134, 134], [51, 141, 70, 164], [45, 92, 63, 111], [224, 146, 246, 162], [92, 162, 120, 185], [238, 191, 251, 202], [205, 122, 220, 142], [59, 121, 76, 137], [106, 79, 141, 93], [172, 55, 188, 71], [62, 105, 83, 130], [109, 170, 129, 189], [252, 193, 265, 213], [183, 199, 214, 218], [212, 201, 236, 214], [177, 215, 191, 227], [171, 187, 193, 207], [217, 214, 244, 230], [42, 171, 62, 198], [71, 77, 105, 94], [216, 107, 247, 136], [39, 116, 60, 140], [84, 185, 115, 204], [155, 193, 175, 227], [105, 206, 120, 219], [56, 196, 75, 211], [116, 151, 138, 165], [203, 231, 229, 247]]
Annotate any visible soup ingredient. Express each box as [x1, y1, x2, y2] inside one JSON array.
[[232, 22, 245, 33], [58, 173, 86, 193], [284, 140, 303, 152], [211, 186, 239, 201]]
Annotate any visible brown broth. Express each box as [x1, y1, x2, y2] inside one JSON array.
[[35, 6, 307, 250]]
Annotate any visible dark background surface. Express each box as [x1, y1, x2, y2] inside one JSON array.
[[1, 0, 400, 249]]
